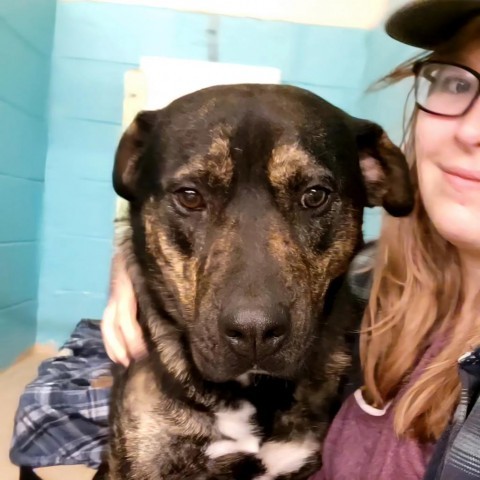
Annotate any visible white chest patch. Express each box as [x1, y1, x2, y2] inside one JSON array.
[[255, 436, 319, 480], [206, 401, 261, 458], [206, 402, 318, 479]]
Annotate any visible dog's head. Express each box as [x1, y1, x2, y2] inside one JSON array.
[[114, 84, 413, 382]]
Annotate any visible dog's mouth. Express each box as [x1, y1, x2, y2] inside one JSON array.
[[235, 368, 273, 386], [189, 300, 316, 383], [190, 338, 307, 384]]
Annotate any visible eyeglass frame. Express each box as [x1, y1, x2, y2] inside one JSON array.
[[412, 60, 480, 117]]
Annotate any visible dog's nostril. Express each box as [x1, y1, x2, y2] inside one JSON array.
[[225, 328, 244, 340], [263, 326, 286, 340]]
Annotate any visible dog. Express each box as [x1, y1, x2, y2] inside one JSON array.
[[100, 84, 413, 480]]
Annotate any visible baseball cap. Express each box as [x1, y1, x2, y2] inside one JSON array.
[[385, 0, 480, 50]]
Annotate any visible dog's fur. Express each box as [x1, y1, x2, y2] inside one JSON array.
[[100, 84, 413, 480]]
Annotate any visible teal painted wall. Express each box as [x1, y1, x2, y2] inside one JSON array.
[[0, 1, 413, 349], [0, 0, 56, 367], [37, 1, 375, 345]]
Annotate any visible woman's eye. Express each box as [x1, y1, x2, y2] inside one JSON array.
[[175, 189, 206, 211], [300, 187, 330, 209], [438, 76, 473, 95]]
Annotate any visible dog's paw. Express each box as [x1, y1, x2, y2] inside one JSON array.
[[254, 435, 319, 480]]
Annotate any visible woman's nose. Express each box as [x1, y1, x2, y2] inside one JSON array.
[[455, 97, 480, 148]]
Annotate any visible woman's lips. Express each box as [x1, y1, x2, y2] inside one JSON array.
[[441, 166, 480, 191]]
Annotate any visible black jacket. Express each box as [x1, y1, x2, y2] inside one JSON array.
[[424, 348, 480, 479]]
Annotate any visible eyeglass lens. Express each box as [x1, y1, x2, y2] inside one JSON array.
[[415, 63, 479, 116]]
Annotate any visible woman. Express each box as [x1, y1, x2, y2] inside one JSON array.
[[102, 1, 480, 479], [316, 2, 480, 479]]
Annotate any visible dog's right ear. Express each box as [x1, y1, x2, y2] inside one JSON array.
[[348, 117, 415, 217], [113, 110, 158, 201]]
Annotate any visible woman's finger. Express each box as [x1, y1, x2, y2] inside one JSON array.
[[117, 297, 147, 361], [101, 302, 131, 366]]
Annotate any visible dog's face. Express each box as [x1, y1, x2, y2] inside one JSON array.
[[114, 84, 413, 382]]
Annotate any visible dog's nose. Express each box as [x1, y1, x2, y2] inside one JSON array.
[[220, 307, 289, 359]]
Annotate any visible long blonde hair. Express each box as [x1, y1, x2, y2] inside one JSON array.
[[360, 18, 480, 442]]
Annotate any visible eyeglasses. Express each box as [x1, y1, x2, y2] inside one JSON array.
[[413, 60, 480, 117]]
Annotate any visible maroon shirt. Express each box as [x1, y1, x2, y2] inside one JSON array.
[[309, 334, 447, 480]]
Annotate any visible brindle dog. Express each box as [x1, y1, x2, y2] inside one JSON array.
[[100, 84, 413, 480]]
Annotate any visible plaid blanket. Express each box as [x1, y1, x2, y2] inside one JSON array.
[[10, 319, 113, 469]]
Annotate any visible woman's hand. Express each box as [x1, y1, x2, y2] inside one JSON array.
[[101, 252, 147, 366]]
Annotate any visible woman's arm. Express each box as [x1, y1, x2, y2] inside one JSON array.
[[101, 250, 146, 365], [101, 199, 147, 366]]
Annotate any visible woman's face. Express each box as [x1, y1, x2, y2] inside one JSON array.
[[415, 32, 480, 253]]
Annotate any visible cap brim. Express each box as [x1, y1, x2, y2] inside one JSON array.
[[385, 0, 480, 50]]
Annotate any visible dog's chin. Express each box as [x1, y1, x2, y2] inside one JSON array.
[[191, 347, 303, 384], [194, 365, 242, 384], [191, 349, 251, 383]]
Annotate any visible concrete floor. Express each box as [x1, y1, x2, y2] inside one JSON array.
[[0, 346, 95, 480]]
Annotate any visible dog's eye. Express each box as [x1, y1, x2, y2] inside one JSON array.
[[175, 189, 206, 211], [300, 187, 330, 209]]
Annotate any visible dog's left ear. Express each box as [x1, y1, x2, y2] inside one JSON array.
[[113, 110, 159, 201], [350, 118, 414, 217]]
